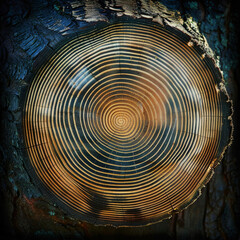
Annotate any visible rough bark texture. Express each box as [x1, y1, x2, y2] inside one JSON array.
[[0, 0, 239, 239]]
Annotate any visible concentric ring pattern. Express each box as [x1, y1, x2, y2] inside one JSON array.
[[23, 21, 230, 226]]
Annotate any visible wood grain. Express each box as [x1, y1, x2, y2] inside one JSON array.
[[22, 20, 231, 226]]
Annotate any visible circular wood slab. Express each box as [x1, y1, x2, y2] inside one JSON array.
[[23, 21, 231, 226]]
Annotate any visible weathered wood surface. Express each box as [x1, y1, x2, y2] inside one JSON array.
[[0, 0, 239, 239]]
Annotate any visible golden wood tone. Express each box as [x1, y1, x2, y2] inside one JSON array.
[[23, 21, 231, 226]]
